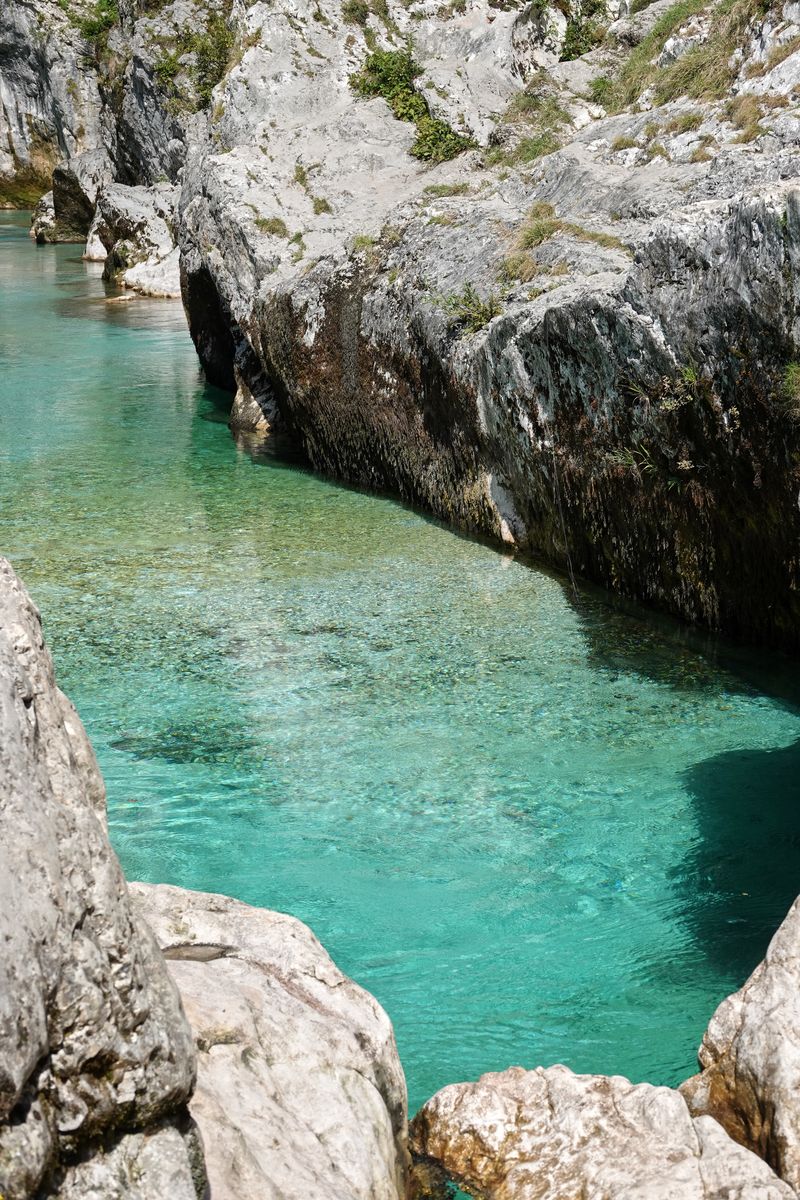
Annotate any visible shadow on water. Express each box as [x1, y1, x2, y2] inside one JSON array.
[[678, 737, 800, 981]]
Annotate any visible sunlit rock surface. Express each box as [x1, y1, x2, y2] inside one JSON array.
[[682, 895, 800, 1192], [410, 1064, 796, 1199], [132, 882, 411, 1200], [0, 558, 200, 1199]]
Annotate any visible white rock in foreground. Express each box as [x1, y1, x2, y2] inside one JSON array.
[[132, 882, 410, 1200], [0, 558, 199, 1199], [410, 1065, 795, 1199], [682, 896, 800, 1191]]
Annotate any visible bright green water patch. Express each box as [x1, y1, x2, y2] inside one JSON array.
[[2, 209, 800, 1114]]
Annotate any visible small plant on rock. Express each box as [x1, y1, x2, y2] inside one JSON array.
[[442, 282, 502, 332], [255, 216, 289, 237], [350, 48, 474, 162]]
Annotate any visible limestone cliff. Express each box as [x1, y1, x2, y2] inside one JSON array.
[[5, 0, 800, 644]]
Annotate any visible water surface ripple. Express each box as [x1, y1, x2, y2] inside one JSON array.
[[2, 210, 799, 1112]]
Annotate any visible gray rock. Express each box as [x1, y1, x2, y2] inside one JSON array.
[[682, 895, 800, 1192], [30, 191, 56, 243], [87, 181, 181, 296], [52, 1125, 204, 1200], [132, 882, 411, 1200], [0, 558, 200, 1198], [51, 152, 113, 242], [410, 1065, 797, 1199], [177, 0, 800, 647], [0, 0, 109, 203]]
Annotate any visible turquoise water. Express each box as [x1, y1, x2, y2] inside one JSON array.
[[2, 209, 800, 1114]]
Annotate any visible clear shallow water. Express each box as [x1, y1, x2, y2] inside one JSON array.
[[2, 209, 800, 1114]]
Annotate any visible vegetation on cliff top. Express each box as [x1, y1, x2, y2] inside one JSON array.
[[350, 48, 474, 163], [599, 0, 773, 110]]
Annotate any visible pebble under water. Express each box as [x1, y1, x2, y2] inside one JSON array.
[[2, 209, 800, 1114]]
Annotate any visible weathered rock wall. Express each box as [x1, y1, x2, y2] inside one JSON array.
[[132, 884, 411, 1200], [175, 0, 800, 648], [0, 557, 201, 1199], [682, 894, 800, 1191], [0, 0, 110, 204]]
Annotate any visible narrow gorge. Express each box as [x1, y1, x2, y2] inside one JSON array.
[[2, 0, 800, 1190]]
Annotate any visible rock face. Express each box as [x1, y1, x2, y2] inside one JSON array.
[[132, 883, 410, 1200], [6, 0, 800, 643], [682, 895, 800, 1192], [86, 181, 181, 297], [175, 0, 800, 648], [410, 1065, 797, 1199], [0, 0, 108, 205], [0, 558, 201, 1199]]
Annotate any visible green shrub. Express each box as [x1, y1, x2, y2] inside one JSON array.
[[411, 115, 473, 162], [342, 0, 370, 22], [781, 362, 800, 415], [351, 47, 421, 104], [589, 75, 614, 106], [560, 0, 607, 61], [312, 196, 332, 214], [350, 49, 473, 162], [154, 50, 182, 89], [78, 0, 118, 41], [442, 282, 502, 332], [192, 15, 235, 107]]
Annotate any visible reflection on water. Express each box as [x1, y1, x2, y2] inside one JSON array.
[[2, 208, 800, 1113]]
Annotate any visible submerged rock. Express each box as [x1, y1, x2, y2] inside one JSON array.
[[410, 1064, 796, 1199], [682, 895, 800, 1191], [132, 883, 411, 1200], [0, 558, 200, 1198]]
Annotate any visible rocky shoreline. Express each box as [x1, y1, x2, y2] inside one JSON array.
[[4, 0, 800, 1185], [2, 559, 800, 1198]]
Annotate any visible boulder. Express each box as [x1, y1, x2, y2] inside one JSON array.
[[132, 882, 411, 1200], [410, 1065, 796, 1200], [30, 192, 57, 244], [51, 152, 112, 242], [0, 558, 200, 1199], [682, 895, 800, 1191], [86, 182, 181, 297]]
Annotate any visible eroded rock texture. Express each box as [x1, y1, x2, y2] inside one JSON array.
[[410, 1065, 796, 1199], [0, 557, 201, 1199], [131, 882, 411, 1200], [682, 895, 800, 1192], [173, 0, 800, 646]]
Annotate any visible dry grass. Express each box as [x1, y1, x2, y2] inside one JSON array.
[[607, 0, 771, 110], [517, 202, 629, 252], [665, 109, 703, 132]]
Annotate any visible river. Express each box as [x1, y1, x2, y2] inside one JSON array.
[[2, 208, 799, 1113]]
